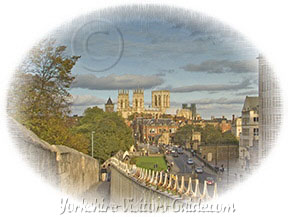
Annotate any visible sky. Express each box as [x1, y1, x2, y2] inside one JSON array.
[[51, 6, 259, 119]]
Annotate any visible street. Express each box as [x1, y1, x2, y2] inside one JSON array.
[[165, 149, 227, 195]]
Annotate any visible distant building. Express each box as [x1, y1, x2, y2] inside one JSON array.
[[191, 131, 201, 151], [258, 55, 282, 161], [117, 90, 130, 118], [133, 118, 177, 144], [176, 104, 197, 120], [152, 90, 170, 112], [176, 108, 193, 120], [105, 97, 114, 112], [117, 89, 170, 119], [132, 89, 144, 114], [231, 116, 242, 140], [239, 96, 259, 170], [192, 116, 231, 133]]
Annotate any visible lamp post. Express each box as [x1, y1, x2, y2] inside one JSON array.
[[91, 131, 95, 158], [227, 143, 230, 186]]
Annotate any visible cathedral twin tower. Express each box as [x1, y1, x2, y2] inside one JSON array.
[[117, 89, 170, 119]]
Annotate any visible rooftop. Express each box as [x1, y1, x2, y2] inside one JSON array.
[[242, 96, 259, 112], [106, 97, 113, 105]]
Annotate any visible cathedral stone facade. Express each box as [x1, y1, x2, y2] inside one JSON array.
[[117, 89, 170, 119]]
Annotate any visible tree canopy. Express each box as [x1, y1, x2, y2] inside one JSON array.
[[9, 39, 80, 121], [73, 106, 134, 162], [8, 38, 89, 154], [174, 124, 238, 146]]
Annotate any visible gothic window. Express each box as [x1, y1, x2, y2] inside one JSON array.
[[158, 95, 161, 106], [154, 95, 157, 106], [166, 95, 169, 107], [121, 100, 123, 109], [253, 128, 259, 136]]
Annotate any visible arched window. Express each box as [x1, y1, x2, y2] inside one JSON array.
[[121, 100, 123, 108], [154, 95, 157, 106], [158, 95, 161, 106], [166, 95, 169, 107]]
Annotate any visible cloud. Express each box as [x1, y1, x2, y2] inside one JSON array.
[[71, 95, 106, 106], [171, 79, 252, 93], [181, 59, 257, 73], [72, 74, 164, 90], [169, 99, 244, 119], [159, 69, 175, 74], [192, 97, 244, 105], [196, 104, 243, 119], [171, 97, 244, 107], [235, 89, 258, 96], [154, 72, 166, 77]]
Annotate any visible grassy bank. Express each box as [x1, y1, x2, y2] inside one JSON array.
[[131, 156, 167, 171]]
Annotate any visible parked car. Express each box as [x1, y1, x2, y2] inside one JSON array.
[[205, 177, 215, 185], [187, 158, 194, 165], [195, 167, 204, 174]]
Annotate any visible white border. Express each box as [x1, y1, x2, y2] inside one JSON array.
[[1, 1, 288, 216]]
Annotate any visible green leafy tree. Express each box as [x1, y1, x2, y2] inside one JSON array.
[[8, 38, 89, 153], [222, 131, 238, 144], [174, 124, 238, 146], [174, 124, 194, 145], [18, 38, 80, 120], [202, 125, 222, 144], [74, 106, 134, 162]]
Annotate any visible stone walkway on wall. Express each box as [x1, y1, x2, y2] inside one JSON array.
[[80, 181, 111, 204]]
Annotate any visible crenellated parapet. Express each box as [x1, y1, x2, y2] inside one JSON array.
[[107, 157, 218, 202]]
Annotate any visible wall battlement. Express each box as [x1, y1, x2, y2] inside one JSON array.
[[107, 156, 217, 204], [8, 117, 100, 196]]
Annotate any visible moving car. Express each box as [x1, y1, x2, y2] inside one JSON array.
[[187, 158, 194, 165], [177, 148, 184, 154], [205, 177, 215, 185], [173, 152, 179, 157], [195, 167, 204, 174]]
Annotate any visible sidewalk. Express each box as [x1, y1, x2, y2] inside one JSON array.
[[216, 159, 257, 189], [80, 181, 111, 204], [165, 155, 180, 173]]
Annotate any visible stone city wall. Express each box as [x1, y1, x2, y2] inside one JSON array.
[[8, 117, 100, 196], [110, 166, 176, 206]]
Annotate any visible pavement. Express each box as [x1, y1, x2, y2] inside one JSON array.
[[80, 181, 110, 204]]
